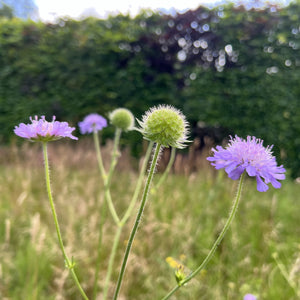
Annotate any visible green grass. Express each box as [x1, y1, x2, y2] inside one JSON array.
[[0, 147, 299, 300]]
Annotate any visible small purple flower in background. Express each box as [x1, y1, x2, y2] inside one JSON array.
[[14, 116, 78, 142], [78, 113, 107, 134], [244, 293, 257, 300], [207, 135, 286, 192]]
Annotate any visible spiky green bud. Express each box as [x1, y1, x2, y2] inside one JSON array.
[[109, 108, 134, 131], [138, 105, 189, 148]]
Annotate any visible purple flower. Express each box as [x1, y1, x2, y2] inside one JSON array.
[[207, 135, 286, 192], [14, 116, 78, 142], [244, 294, 257, 300], [78, 113, 107, 134]]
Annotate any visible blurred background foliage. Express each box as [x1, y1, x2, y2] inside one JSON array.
[[0, 1, 299, 177]]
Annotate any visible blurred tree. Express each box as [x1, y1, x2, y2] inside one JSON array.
[[0, 2, 13, 19], [0, 2, 299, 176]]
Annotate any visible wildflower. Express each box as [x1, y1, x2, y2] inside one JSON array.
[[78, 113, 107, 134], [244, 294, 257, 300], [207, 135, 286, 192], [109, 108, 134, 131], [137, 105, 189, 148], [165, 257, 186, 285], [14, 116, 78, 142], [175, 265, 186, 285]]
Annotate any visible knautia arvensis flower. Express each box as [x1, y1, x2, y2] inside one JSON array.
[[14, 115, 77, 142], [244, 294, 257, 300], [14, 115, 88, 299], [207, 135, 286, 192], [137, 105, 189, 148], [78, 113, 107, 134], [109, 108, 134, 131]]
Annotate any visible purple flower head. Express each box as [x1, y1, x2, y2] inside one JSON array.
[[244, 294, 257, 300], [207, 135, 286, 192], [78, 113, 107, 134], [14, 116, 78, 142]]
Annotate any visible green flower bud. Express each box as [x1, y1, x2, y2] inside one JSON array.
[[138, 105, 189, 148], [175, 265, 186, 286], [109, 108, 134, 131]]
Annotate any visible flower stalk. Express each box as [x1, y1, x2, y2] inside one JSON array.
[[42, 142, 89, 300], [106, 128, 122, 188], [161, 172, 245, 300], [102, 141, 154, 300], [92, 128, 121, 298], [93, 129, 106, 180], [103, 128, 122, 225], [113, 143, 162, 300], [92, 196, 107, 300]]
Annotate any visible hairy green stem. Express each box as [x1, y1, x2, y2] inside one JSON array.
[[113, 143, 162, 300], [101, 142, 154, 299], [42, 142, 89, 300], [161, 172, 245, 300]]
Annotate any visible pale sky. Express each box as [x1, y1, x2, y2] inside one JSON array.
[[35, 0, 223, 22]]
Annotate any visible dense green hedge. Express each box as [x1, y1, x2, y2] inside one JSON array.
[[0, 2, 299, 177]]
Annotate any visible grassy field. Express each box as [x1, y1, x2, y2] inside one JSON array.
[[0, 142, 299, 300]]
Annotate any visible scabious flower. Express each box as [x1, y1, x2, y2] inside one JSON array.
[[14, 115, 78, 142], [244, 294, 257, 300], [207, 135, 286, 192], [78, 113, 107, 134], [137, 105, 189, 149], [109, 108, 134, 131]]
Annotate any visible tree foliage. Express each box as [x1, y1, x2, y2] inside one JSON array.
[[0, 2, 13, 19], [0, 2, 299, 177]]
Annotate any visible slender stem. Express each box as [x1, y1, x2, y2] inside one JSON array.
[[107, 128, 122, 187], [42, 142, 89, 300], [161, 172, 245, 300], [92, 130, 107, 300], [104, 128, 122, 225], [92, 128, 123, 298], [101, 142, 154, 299], [105, 189, 120, 225], [92, 195, 107, 300], [103, 226, 123, 300], [93, 130, 107, 180], [120, 141, 154, 226], [94, 129, 120, 224], [153, 147, 176, 192], [113, 143, 162, 300]]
